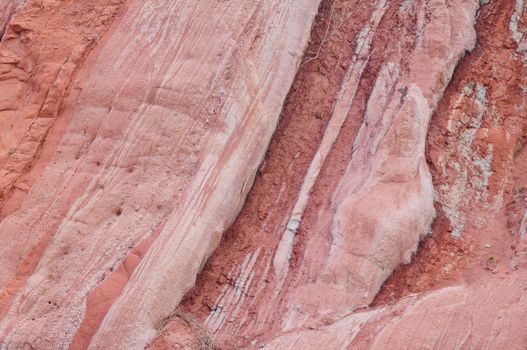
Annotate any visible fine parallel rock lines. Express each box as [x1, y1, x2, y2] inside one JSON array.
[[0, 0, 321, 349], [2, 0, 527, 349]]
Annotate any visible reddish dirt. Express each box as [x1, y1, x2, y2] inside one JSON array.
[[153, 0, 527, 348], [152, 0, 436, 348], [178, 0, 360, 307], [374, 0, 527, 305], [155, 0, 377, 347], [288, 0, 419, 289]]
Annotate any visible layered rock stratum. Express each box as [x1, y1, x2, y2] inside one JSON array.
[[0, 0, 526, 349]]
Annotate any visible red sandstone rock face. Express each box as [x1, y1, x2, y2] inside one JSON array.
[[0, 0, 526, 349], [0, 0, 320, 348]]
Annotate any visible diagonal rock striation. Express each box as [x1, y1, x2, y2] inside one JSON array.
[[0, 0, 321, 348], [0, 0, 526, 349]]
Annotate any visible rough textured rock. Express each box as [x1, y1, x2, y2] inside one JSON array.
[[0, 0, 124, 217], [152, 0, 527, 349], [279, 0, 477, 319], [0, 0, 320, 348], [1, 0, 527, 349]]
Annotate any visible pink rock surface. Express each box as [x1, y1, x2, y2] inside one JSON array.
[[0, 0, 526, 349], [151, 0, 527, 348], [281, 0, 477, 320], [0, 0, 124, 217], [0, 0, 320, 348], [259, 271, 527, 349], [156, 1, 480, 346]]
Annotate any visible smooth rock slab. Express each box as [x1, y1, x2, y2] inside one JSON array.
[[259, 272, 527, 350]]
